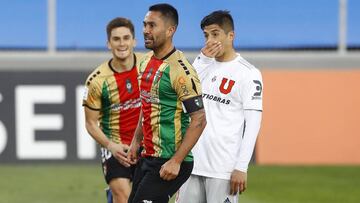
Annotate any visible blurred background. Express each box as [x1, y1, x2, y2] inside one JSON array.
[[0, 0, 359, 203]]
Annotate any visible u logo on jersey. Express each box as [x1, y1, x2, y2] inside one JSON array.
[[219, 77, 235, 94]]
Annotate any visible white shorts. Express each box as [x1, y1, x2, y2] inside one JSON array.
[[176, 174, 239, 203]]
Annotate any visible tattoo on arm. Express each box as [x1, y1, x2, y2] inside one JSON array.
[[190, 109, 206, 128]]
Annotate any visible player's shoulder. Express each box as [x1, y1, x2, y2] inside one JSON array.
[[142, 51, 154, 61], [85, 60, 110, 86], [137, 51, 153, 71], [134, 52, 144, 61], [167, 49, 195, 74], [234, 54, 261, 77], [134, 52, 145, 69], [134, 52, 147, 63]]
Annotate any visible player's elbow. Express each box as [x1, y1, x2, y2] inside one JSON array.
[[85, 119, 97, 135]]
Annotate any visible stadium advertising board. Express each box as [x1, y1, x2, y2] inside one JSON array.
[[0, 71, 98, 162]]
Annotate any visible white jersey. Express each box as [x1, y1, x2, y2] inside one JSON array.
[[191, 52, 263, 180]]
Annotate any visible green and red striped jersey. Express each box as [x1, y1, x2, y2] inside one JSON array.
[[83, 53, 142, 145], [138, 49, 203, 161]]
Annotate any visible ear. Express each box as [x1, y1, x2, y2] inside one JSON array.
[[166, 25, 176, 38], [228, 31, 235, 41]]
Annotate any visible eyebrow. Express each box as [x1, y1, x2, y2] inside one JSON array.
[[209, 29, 221, 32], [203, 28, 220, 34], [143, 20, 155, 25]]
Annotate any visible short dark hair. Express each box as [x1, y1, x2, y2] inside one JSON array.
[[200, 10, 234, 33], [149, 3, 178, 27], [106, 17, 135, 40]]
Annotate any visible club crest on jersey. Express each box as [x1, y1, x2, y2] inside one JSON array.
[[219, 77, 235, 94], [145, 68, 153, 82], [125, 79, 133, 93], [153, 69, 163, 85]]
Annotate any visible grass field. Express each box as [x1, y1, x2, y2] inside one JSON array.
[[0, 164, 359, 203]]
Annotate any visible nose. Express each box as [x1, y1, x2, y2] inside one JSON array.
[[119, 39, 125, 46], [207, 35, 215, 43], [143, 25, 149, 35]]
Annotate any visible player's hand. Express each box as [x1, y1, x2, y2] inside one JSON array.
[[107, 141, 131, 167], [159, 158, 180, 181], [201, 40, 222, 58], [126, 143, 140, 165], [230, 169, 247, 195]]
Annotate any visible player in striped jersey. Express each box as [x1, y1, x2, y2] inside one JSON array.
[[177, 10, 263, 203], [126, 3, 207, 203], [83, 17, 142, 203]]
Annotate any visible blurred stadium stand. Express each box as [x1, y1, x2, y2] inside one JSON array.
[[0, 0, 359, 52]]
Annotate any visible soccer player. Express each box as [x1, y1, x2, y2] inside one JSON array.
[[125, 3, 207, 203], [177, 10, 263, 203], [83, 17, 142, 203]]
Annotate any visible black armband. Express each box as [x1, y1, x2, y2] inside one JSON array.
[[182, 95, 204, 113]]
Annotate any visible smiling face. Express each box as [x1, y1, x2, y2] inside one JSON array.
[[107, 26, 136, 60], [143, 11, 174, 51], [202, 24, 234, 58]]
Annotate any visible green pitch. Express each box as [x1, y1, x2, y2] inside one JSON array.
[[0, 164, 359, 203]]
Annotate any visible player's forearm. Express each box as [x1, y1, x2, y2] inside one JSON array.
[[130, 112, 144, 148], [235, 110, 262, 172], [171, 109, 207, 163]]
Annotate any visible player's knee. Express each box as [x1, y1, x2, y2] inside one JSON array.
[[109, 184, 131, 203]]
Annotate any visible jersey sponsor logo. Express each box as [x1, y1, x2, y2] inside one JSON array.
[[252, 80, 263, 100], [219, 77, 235, 94], [181, 85, 190, 96], [211, 76, 217, 82], [125, 79, 133, 93], [142, 200, 153, 203], [203, 93, 231, 105], [140, 90, 160, 104], [110, 98, 141, 111], [178, 76, 190, 96]]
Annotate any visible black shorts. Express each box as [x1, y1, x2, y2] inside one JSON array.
[[128, 157, 194, 203], [101, 147, 136, 184]]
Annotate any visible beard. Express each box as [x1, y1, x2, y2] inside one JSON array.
[[144, 33, 166, 50]]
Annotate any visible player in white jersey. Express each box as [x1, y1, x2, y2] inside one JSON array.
[[177, 10, 263, 203]]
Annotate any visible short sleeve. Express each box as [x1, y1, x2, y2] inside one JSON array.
[[172, 61, 204, 113], [173, 64, 202, 101], [241, 69, 263, 111], [82, 79, 102, 111]]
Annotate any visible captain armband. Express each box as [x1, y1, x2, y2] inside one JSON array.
[[181, 95, 204, 114]]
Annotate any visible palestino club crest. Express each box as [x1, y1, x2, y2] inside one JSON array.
[[125, 79, 133, 93]]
